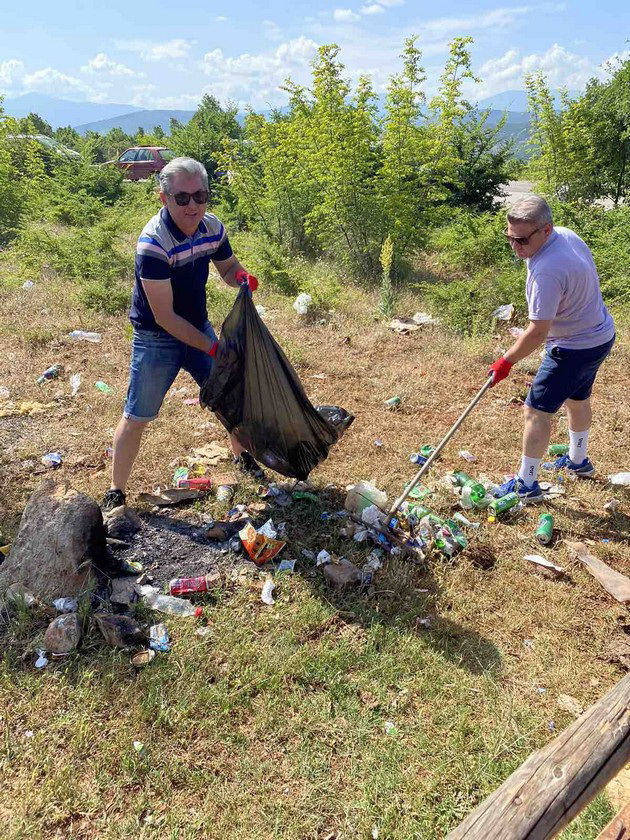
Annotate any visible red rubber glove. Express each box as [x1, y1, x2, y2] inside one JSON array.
[[488, 357, 513, 387], [235, 269, 259, 293]]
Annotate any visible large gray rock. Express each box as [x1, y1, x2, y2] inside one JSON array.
[[0, 481, 108, 600]]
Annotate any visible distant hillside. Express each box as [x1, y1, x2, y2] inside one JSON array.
[[3, 93, 145, 128], [74, 109, 196, 135], [476, 88, 579, 112]]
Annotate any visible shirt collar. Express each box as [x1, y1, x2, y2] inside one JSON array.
[[528, 228, 558, 266], [161, 206, 206, 242]]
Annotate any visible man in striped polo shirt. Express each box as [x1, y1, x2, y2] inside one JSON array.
[[102, 156, 263, 510]]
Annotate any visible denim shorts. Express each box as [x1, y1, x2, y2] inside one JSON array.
[[526, 335, 615, 414], [123, 322, 217, 421]]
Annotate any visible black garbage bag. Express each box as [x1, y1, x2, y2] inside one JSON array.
[[200, 288, 353, 480]]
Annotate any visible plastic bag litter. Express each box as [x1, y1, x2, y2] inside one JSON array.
[[69, 373, 81, 397], [492, 303, 514, 320], [361, 504, 386, 527], [261, 576, 276, 605], [53, 597, 78, 613], [316, 550, 331, 566], [609, 473, 630, 486], [293, 293, 312, 315], [200, 287, 352, 480]]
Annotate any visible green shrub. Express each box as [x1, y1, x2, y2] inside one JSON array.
[[13, 222, 132, 314]]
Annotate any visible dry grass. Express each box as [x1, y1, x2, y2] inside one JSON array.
[[0, 264, 629, 839]]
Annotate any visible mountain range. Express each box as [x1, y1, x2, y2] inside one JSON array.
[[2, 89, 573, 155]]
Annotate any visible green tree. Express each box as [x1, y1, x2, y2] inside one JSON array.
[[377, 37, 429, 255], [16, 112, 54, 136], [171, 95, 241, 179], [53, 125, 81, 149]]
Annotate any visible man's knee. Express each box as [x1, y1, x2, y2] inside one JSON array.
[[118, 415, 150, 438], [523, 404, 553, 424]]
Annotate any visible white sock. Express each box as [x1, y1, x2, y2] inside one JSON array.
[[569, 429, 590, 463], [518, 455, 542, 486]]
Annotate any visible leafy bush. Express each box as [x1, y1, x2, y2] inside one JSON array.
[[43, 159, 125, 226], [14, 222, 132, 314]]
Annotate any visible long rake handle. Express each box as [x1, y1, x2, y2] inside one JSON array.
[[387, 377, 493, 519]]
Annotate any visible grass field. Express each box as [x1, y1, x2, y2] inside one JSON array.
[[0, 241, 629, 838]]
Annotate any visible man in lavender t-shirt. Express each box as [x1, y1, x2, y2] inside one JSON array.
[[487, 195, 615, 501]]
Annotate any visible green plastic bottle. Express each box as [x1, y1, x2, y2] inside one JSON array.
[[454, 472, 489, 509], [487, 492, 520, 520]]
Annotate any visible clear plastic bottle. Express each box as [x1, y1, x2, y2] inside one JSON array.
[[68, 330, 102, 343], [144, 592, 200, 617]]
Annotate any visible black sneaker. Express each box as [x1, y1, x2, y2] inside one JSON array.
[[101, 489, 126, 511], [233, 452, 266, 480]]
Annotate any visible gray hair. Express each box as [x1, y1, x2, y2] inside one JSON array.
[[507, 195, 553, 227], [158, 156, 208, 194]]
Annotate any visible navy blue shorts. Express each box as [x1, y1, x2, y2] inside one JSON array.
[[526, 336, 615, 414], [123, 322, 217, 421]]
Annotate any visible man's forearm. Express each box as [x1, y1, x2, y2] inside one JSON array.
[[504, 327, 548, 365], [219, 260, 245, 288], [156, 313, 214, 352]]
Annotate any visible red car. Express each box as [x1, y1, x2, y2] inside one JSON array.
[[107, 146, 175, 180]]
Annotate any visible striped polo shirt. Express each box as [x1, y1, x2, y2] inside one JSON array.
[[129, 207, 233, 331]]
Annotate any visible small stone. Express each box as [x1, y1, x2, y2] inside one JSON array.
[[103, 505, 142, 541], [323, 558, 362, 589], [94, 613, 147, 648], [43, 613, 81, 654], [110, 577, 139, 609]]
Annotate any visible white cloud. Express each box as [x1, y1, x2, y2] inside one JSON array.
[[361, 4, 385, 13], [117, 38, 195, 62], [215, 16, 228, 22], [81, 52, 139, 77], [263, 20, 283, 41], [200, 36, 319, 108], [0, 59, 25, 89], [21, 67, 104, 101], [420, 6, 532, 41], [378, 0, 405, 5], [333, 8, 361, 22], [472, 44, 627, 101]]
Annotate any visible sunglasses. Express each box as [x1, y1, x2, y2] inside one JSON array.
[[503, 226, 543, 246], [168, 190, 209, 206]]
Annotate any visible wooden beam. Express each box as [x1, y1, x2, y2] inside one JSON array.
[[565, 541, 630, 604], [597, 802, 630, 840], [446, 673, 630, 840]]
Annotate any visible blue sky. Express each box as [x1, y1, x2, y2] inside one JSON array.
[[1, 0, 628, 109]]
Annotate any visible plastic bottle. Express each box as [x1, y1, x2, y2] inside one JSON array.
[[487, 492, 520, 521], [68, 330, 102, 343], [169, 574, 219, 596], [454, 472, 489, 509], [535, 513, 554, 545], [144, 592, 201, 617], [36, 363, 63, 384]]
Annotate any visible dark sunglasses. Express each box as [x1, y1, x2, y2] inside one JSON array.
[[503, 226, 543, 246], [168, 190, 209, 206]]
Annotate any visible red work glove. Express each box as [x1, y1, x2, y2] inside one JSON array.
[[235, 269, 258, 293], [488, 357, 513, 387]]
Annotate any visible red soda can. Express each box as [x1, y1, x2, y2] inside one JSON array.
[[176, 477, 213, 491], [169, 574, 217, 596]]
